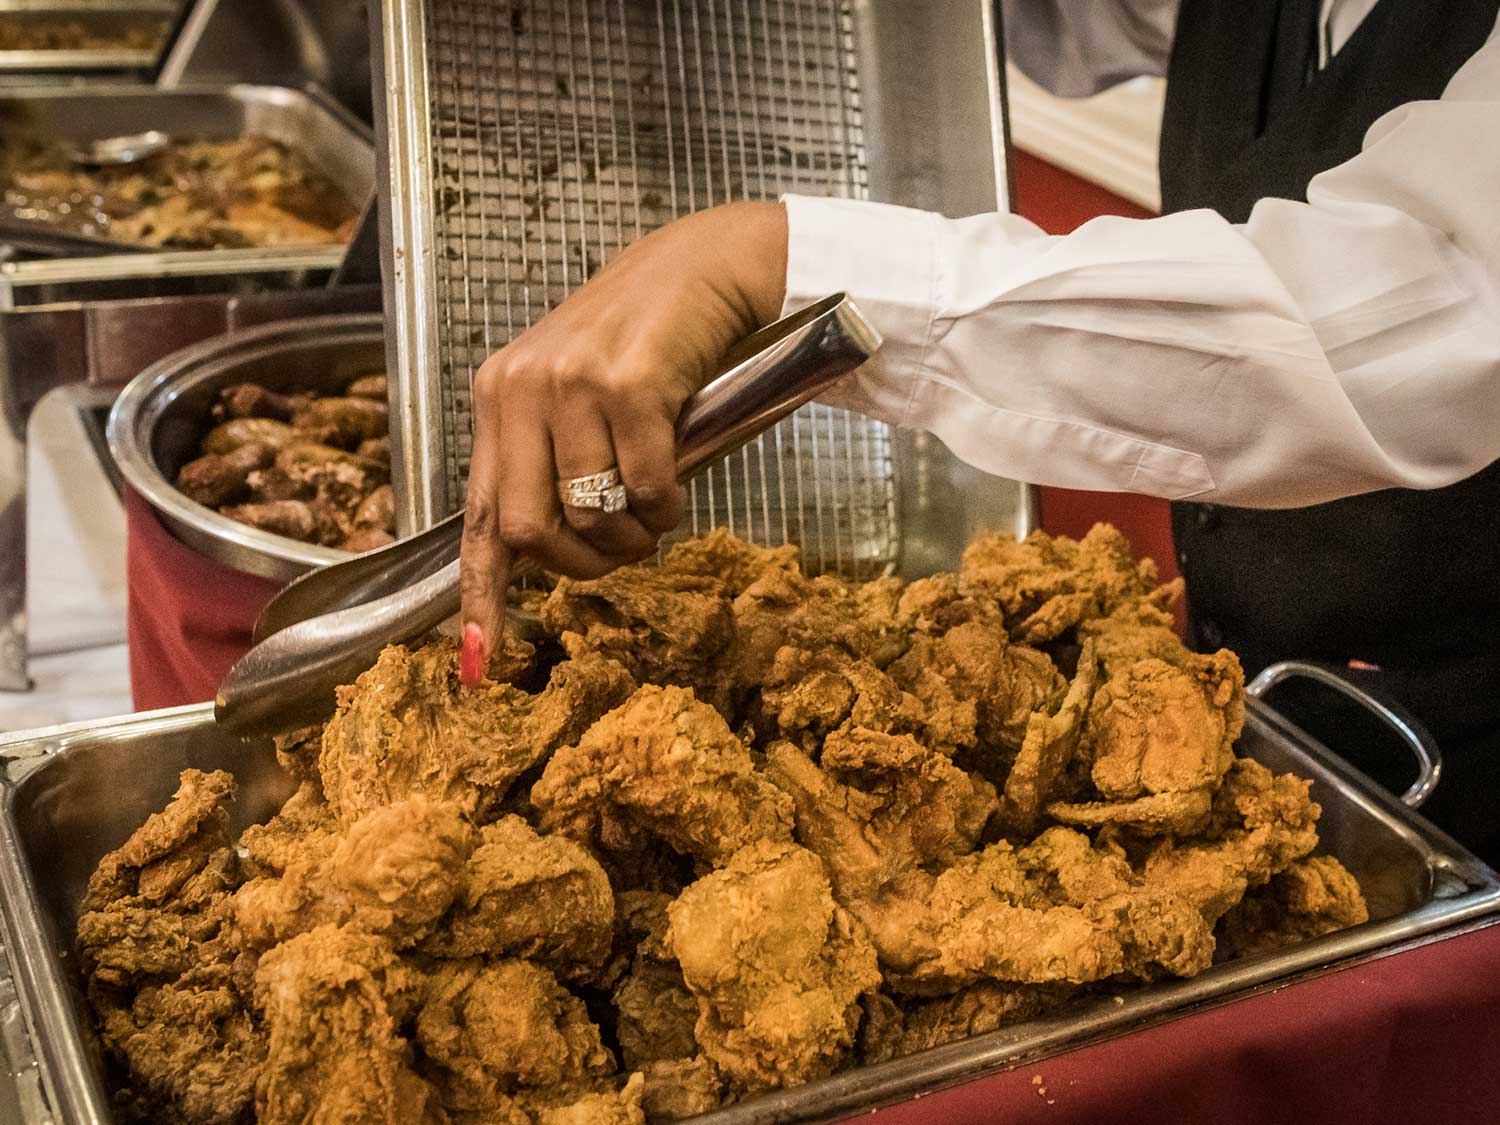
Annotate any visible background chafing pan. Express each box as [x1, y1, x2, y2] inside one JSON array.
[[0, 82, 372, 284], [107, 314, 386, 580], [0, 700, 1496, 1124], [0, 0, 179, 74]]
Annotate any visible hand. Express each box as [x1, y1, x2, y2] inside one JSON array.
[[460, 201, 789, 681]]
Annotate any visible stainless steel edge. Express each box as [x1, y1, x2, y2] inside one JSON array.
[[374, 0, 445, 538], [106, 314, 385, 580]]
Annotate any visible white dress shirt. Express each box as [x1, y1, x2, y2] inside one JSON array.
[[783, 8, 1500, 508]]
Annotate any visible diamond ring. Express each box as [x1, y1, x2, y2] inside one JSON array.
[[556, 467, 629, 514]]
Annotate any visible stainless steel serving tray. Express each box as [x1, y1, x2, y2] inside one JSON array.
[[0, 700, 1495, 1124], [0, 82, 372, 303], [107, 314, 385, 581], [0, 0, 179, 74]]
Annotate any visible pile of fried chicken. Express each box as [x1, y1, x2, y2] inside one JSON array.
[[175, 374, 396, 551], [0, 135, 357, 249], [77, 525, 1369, 1124]]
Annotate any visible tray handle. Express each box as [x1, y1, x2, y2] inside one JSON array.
[[1246, 660, 1441, 809]]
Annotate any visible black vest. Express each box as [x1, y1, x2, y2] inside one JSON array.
[[1160, 0, 1500, 746]]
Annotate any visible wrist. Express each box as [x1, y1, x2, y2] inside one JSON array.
[[688, 202, 788, 332]]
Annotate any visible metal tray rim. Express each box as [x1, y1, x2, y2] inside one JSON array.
[[0, 701, 1497, 1124]]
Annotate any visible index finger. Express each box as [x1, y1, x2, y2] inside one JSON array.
[[460, 392, 511, 684]]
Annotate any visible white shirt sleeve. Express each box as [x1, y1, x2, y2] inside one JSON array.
[[782, 16, 1500, 509], [1002, 0, 1180, 97]]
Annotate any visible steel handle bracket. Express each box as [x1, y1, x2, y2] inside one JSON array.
[[1246, 660, 1441, 808]]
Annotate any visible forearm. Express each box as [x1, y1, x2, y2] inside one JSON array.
[[781, 22, 1500, 507]]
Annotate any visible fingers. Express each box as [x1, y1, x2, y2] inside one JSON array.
[[611, 401, 685, 535], [459, 389, 511, 682], [552, 407, 660, 560], [493, 398, 620, 579]]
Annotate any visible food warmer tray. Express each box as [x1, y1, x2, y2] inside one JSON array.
[[0, 83, 372, 306], [0, 0, 179, 75], [0, 700, 1495, 1123]]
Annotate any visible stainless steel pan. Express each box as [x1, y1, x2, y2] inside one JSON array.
[[0, 0, 177, 75], [0, 697, 1495, 1124]]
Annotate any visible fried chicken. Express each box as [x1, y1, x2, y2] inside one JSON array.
[[541, 565, 733, 701], [416, 957, 616, 1116], [77, 771, 261, 1124], [233, 797, 473, 949], [1141, 757, 1322, 925], [1216, 854, 1368, 959], [959, 524, 1161, 643], [533, 685, 795, 865], [668, 841, 881, 1092], [419, 815, 615, 980], [76, 525, 1368, 1122], [319, 640, 632, 826], [254, 925, 440, 1124]]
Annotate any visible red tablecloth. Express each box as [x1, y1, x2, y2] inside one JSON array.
[[862, 923, 1500, 1125], [125, 486, 281, 710]]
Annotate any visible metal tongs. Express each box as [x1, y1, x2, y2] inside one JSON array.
[[215, 293, 881, 736]]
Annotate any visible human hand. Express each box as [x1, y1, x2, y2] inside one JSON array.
[[459, 201, 788, 682]]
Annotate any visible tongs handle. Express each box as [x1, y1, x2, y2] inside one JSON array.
[[215, 294, 880, 736]]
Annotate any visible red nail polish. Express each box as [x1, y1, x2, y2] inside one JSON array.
[[460, 623, 486, 686]]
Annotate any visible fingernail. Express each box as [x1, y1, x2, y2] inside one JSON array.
[[459, 622, 486, 686]]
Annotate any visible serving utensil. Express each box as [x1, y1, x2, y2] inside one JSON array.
[[67, 129, 171, 167], [215, 293, 881, 736]]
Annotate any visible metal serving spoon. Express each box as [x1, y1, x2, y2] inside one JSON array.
[[67, 130, 172, 168], [215, 293, 881, 737]]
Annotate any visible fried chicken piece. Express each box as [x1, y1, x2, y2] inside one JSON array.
[[354, 482, 397, 531], [1141, 757, 1322, 924], [660, 527, 800, 595], [768, 744, 1206, 993], [896, 982, 1070, 1057], [215, 382, 310, 422], [272, 725, 324, 782], [416, 958, 615, 1116], [255, 925, 440, 1124], [542, 566, 733, 698], [526, 1074, 646, 1125], [1046, 646, 1243, 837], [855, 991, 908, 1066], [75, 770, 262, 1123], [755, 650, 954, 753], [1216, 855, 1368, 960], [894, 573, 1003, 635], [222, 497, 345, 545], [319, 641, 630, 826], [766, 729, 995, 900], [346, 373, 389, 401], [291, 395, 390, 448], [636, 1058, 721, 1121], [959, 524, 1161, 643], [82, 769, 237, 914], [998, 643, 1100, 834], [890, 621, 1066, 771], [727, 566, 890, 694], [240, 780, 338, 877], [668, 841, 881, 1093], [234, 797, 473, 949], [533, 685, 794, 866], [202, 417, 297, 455], [420, 815, 614, 979], [1016, 827, 1215, 979], [177, 441, 276, 507]]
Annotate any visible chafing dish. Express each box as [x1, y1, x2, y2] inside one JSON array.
[[107, 314, 385, 581], [0, 697, 1494, 1123], [0, 0, 177, 75], [0, 83, 372, 305]]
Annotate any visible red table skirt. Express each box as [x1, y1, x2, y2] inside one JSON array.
[[125, 486, 281, 710], [863, 923, 1500, 1125]]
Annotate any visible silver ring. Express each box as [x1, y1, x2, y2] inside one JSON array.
[[557, 467, 629, 514]]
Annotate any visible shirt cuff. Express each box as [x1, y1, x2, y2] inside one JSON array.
[[779, 193, 944, 427]]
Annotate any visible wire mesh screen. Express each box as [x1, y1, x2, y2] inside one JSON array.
[[420, 0, 898, 577]]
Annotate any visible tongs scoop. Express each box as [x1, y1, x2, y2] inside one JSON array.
[[215, 293, 881, 736]]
